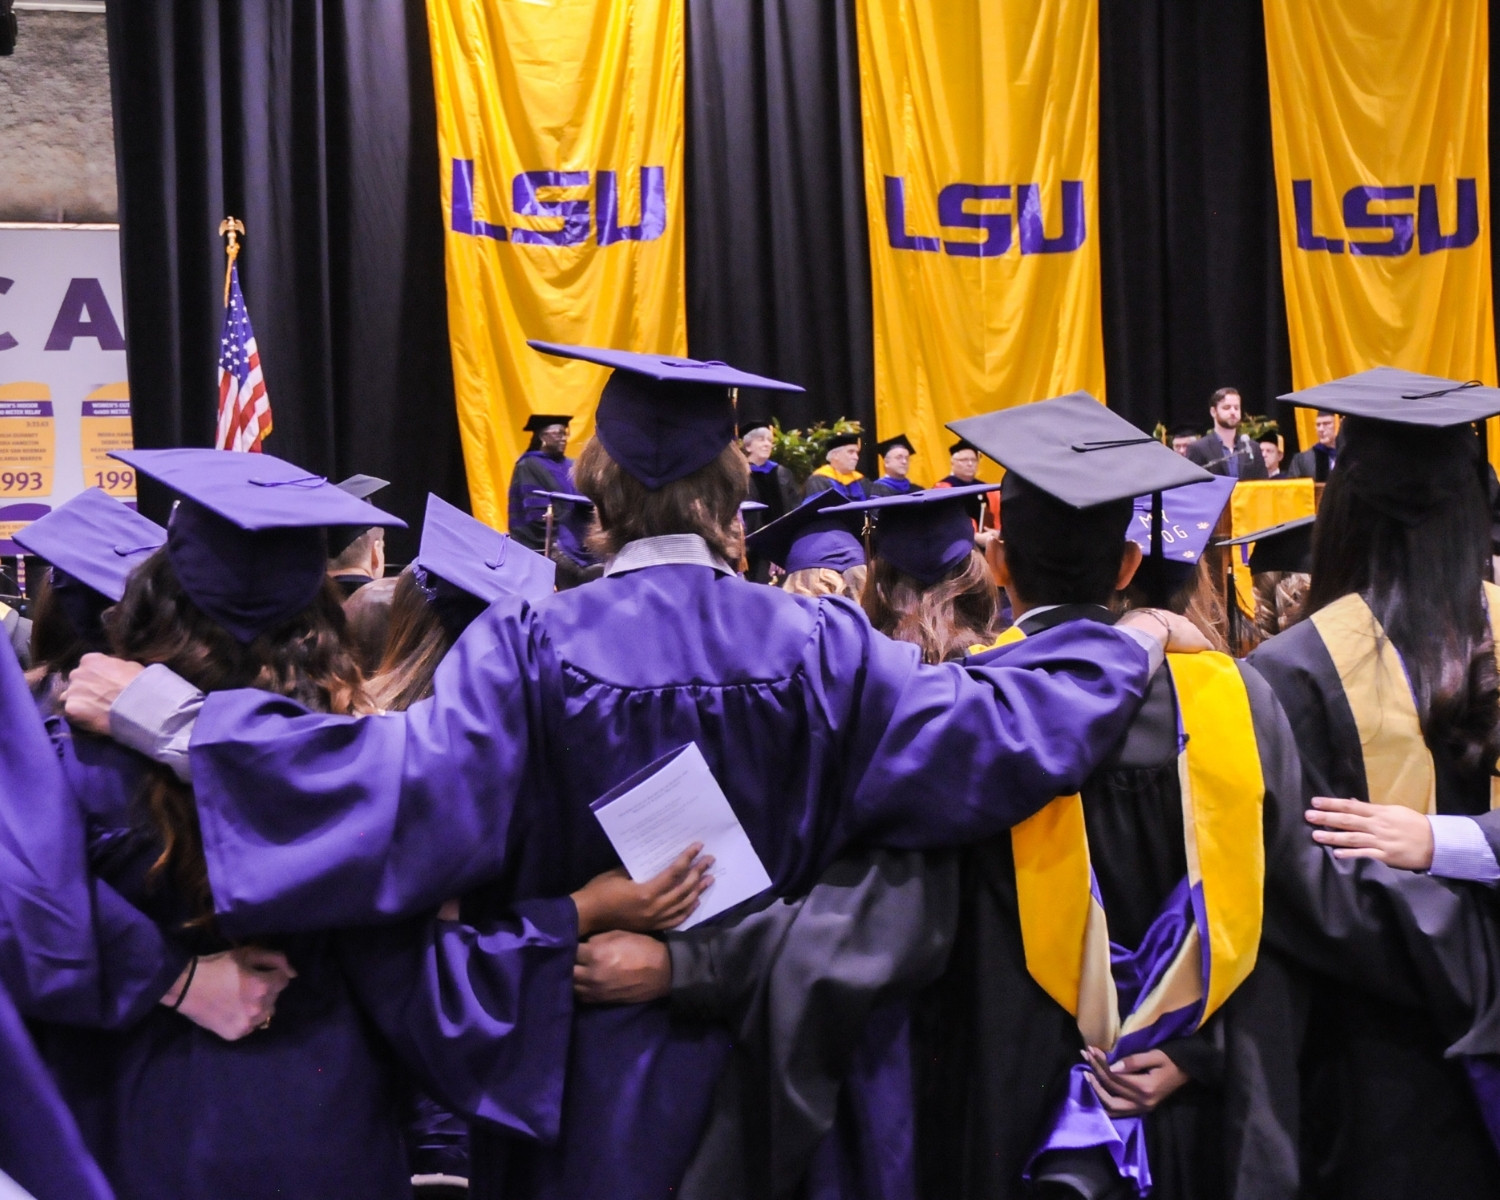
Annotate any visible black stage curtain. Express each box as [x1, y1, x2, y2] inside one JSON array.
[[106, 1, 464, 560], [1097, 0, 1294, 445], [684, 0, 876, 454]]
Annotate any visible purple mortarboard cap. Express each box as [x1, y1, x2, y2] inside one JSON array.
[[739, 500, 768, 513], [329, 474, 391, 555], [1277, 367, 1500, 427], [110, 448, 406, 644], [414, 493, 556, 609], [843, 483, 1000, 583], [534, 490, 595, 509], [529, 341, 804, 490], [1126, 475, 1237, 563], [744, 491, 864, 573], [12, 488, 164, 603]]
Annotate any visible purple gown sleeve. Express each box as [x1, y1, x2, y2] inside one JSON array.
[[337, 897, 578, 1142], [835, 611, 1155, 847], [0, 638, 184, 1029], [191, 601, 541, 937]]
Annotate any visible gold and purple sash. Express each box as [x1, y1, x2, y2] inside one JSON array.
[[1309, 584, 1500, 1151], [1309, 583, 1500, 814], [1005, 643, 1265, 1195]]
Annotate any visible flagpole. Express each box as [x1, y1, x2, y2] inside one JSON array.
[[218, 216, 245, 307]]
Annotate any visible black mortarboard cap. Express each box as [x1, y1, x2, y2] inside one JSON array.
[[739, 420, 773, 439], [949, 438, 979, 455], [876, 434, 915, 458], [111, 448, 406, 644], [1219, 514, 1316, 574], [744, 491, 864, 573], [824, 432, 861, 451], [947, 393, 1210, 509], [843, 483, 999, 583], [1277, 367, 1500, 427], [523, 414, 573, 433]]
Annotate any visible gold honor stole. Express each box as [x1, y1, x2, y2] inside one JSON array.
[[1309, 583, 1500, 813], [810, 465, 866, 487], [1008, 645, 1266, 1051]]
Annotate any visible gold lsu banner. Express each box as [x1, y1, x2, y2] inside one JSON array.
[[426, 0, 687, 528], [856, 0, 1105, 483], [1264, 0, 1499, 463]]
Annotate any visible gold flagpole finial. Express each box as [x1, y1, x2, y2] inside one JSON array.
[[218, 216, 246, 307]]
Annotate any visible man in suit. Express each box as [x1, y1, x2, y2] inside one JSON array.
[[1184, 387, 1268, 479]]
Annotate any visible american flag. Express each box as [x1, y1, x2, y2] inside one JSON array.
[[214, 265, 273, 452]]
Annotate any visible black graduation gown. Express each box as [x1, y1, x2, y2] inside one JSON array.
[[1250, 620, 1500, 1200], [914, 605, 1264, 1200]]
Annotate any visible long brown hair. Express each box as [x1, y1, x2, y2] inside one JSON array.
[[365, 569, 454, 712], [574, 437, 749, 564], [106, 548, 368, 925], [861, 549, 998, 663]]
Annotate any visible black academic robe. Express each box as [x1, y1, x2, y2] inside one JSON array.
[[915, 604, 1500, 1200], [1250, 620, 1500, 1200], [914, 606, 1257, 1200]]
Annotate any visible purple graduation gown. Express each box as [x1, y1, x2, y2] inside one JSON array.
[[46, 726, 577, 1200], [182, 564, 1156, 1199]]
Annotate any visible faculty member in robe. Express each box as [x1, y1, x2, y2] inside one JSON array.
[[507, 414, 577, 549], [803, 431, 867, 499], [866, 434, 920, 497], [61, 343, 1197, 1200]]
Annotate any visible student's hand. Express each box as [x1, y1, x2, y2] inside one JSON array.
[[1305, 796, 1434, 870], [569, 845, 714, 938], [167, 946, 297, 1041], [1116, 608, 1213, 654], [573, 932, 672, 1005], [1082, 1046, 1189, 1116], [61, 653, 145, 735]]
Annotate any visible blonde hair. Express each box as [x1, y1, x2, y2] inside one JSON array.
[[781, 565, 866, 599]]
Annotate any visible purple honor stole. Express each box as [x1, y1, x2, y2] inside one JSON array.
[[1310, 584, 1500, 1152], [1012, 651, 1266, 1196]]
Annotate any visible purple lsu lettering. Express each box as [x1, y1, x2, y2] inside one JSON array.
[[883, 176, 1086, 256], [450, 159, 667, 247], [1293, 179, 1479, 256]]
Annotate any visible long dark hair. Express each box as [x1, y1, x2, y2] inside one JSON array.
[[1306, 417, 1500, 773], [861, 549, 998, 663], [105, 548, 368, 924]]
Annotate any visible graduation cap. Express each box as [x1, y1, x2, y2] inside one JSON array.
[[523, 414, 573, 433], [1276, 367, 1500, 427], [876, 434, 915, 458], [534, 490, 594, 509], [744, 491, 864, 574], [949, 438, 979, 456], [334, 474, 389, 501], [1126, 475, 1236, 564], [739, 500, 768, 513], [843, 483, 1000, 583], [110, 448, 406, 644], [1219, 514, 1315, 575], [824, 432, 861, 452], [329, 474, 392, 556], [414, 493, 556, 610], [11, 488, 165, 604], [948, 393, 1210, 511], [529, 342, 803, 490], [739, 419, 773, 439]]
